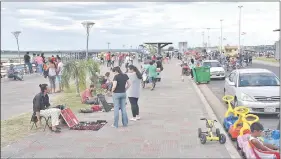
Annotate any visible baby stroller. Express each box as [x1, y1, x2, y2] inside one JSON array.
[[181, 62, 190, 76]]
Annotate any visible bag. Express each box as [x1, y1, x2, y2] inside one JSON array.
[[91, 105, 102, 112], [53, 105, 65, 110]]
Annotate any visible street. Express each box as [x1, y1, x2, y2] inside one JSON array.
[[207, 62, 279, 129]]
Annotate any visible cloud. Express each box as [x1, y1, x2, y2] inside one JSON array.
[[1, 2, 279, 50]]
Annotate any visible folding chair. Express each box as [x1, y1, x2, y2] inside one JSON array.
[[30, 114, 51, 131], [97, 94, 114, 112]]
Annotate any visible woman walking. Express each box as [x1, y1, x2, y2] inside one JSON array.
[[127, 65, 142, 121], [47, 59, 57, 93], [111, 66, 131, 128]]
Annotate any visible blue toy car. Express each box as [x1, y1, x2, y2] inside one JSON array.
[[262, 129, 280, 148], [223, 115, 238, 131]]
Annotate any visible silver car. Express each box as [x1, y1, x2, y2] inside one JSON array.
[[224, 68, 280, 114]]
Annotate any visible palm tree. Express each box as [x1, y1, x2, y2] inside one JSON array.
[[61, 59, 100, 95]]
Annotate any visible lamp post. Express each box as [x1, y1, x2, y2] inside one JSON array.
[[11, 31, 21, 64], [107, 42, 110, 50], [202, 31, 205, 48], [81, 21, 95, 59], [238, 5, 243, 54], [220, 19, 223, 54], [207, 28, 210, 49]]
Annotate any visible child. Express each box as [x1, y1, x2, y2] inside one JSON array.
[[249, 122, 279, 152], [189, 59, 196, 79]]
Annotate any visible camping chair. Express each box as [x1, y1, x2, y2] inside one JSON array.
[[30, 114, 51, 131], [97, 94, 114, 112]]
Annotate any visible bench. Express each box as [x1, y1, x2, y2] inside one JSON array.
[[30, 114, 51, 131]]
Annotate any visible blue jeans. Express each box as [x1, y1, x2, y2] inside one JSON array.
[[37, 64, 43, 74], [112, 92, 128, 128], [25, 62, 32, 73]]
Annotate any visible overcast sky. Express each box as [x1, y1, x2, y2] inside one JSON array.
[[1, 2, 279, 51]]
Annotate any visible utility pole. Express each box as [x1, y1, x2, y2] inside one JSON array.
[[238, 5, 243, 54], [220, 19, 223, 54]]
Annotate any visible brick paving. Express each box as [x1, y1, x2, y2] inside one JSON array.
[[1, 59, 233, 158]]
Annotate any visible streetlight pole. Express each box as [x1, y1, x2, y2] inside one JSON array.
[[11, 31, 21, 64], [207, 28, 210, 49], [238, 5, 243, 54], [81, 21, 95, 59], [202, 31, 205, 48], [220, 19, 223, 54], [107, 42, 110, 50]]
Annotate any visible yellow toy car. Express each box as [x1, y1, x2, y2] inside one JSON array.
[[198, 118, 226, 144]]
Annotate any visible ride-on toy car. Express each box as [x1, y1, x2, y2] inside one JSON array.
[[222, 95, 239, 131], [198, 118, 226, 144], [228, 107, 259, 141]]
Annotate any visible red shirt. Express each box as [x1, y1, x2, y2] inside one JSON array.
[[81, 89, 93, 103], [106, 53, 111, 60]]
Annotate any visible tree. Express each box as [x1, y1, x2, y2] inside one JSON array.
[[144, 44, 157, 55], [62, 59, 100, 95]]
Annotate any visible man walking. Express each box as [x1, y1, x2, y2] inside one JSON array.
[[24, 52, 32, 74]]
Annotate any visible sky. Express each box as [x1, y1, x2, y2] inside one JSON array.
[[1, 2, 280, 51]]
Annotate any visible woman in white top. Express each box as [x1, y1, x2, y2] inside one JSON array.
[[47, 59, 57, 93], [126, 65, 142, 121]]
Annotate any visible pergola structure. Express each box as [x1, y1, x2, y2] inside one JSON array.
[[144, 42, 173, 55]]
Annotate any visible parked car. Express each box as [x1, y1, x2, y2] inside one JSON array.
[[202, 60, 225, 80], [224, 68, 280, 114]]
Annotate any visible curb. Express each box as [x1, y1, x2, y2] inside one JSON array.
[[190, 79, 241, 159], [1, 74, 41, 83], [253, 60, 279, 67]]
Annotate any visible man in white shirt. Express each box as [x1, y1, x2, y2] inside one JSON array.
[[57, 57, 64, 92]]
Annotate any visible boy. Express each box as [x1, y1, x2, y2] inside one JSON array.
[[147, 61, 157, 90], [249, 122, 279, 152]]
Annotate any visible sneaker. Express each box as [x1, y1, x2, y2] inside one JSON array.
[[130, 118, 137, 121], [111, 124, 117, 128], [136, 116, 141, 120]]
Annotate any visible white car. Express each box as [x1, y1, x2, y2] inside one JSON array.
[[224, 68, 280, 114], [202, 60, 226, 79]]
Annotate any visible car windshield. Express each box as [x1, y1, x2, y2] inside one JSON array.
[[203, 62, 221, 67], [238, 73, 280, 87]]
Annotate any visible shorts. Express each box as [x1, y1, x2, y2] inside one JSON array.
[[57, 75, 62, 83], [148, 77, 155, 83]]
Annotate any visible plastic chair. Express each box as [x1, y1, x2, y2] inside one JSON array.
[[249, 141, 280, 159], [30, 114, 51, 131]]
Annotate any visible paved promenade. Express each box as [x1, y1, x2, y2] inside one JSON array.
[[1, 74, 50, 120], [1, 60, 235, 158]]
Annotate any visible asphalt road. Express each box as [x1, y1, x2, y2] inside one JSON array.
[[207, 62, 280, 129]]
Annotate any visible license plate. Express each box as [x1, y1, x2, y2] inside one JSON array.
[[264, 107, 276, 112]]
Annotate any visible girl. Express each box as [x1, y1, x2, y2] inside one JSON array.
[[189, 59, 195, 79], [127, 65, 142, 121], [47, 59, 57, 93]]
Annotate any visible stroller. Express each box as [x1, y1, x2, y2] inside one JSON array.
[[181, 62, 191, 76]]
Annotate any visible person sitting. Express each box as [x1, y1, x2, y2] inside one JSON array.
[[249, 122, 279, 152], [102, 72, 113, 94], [7, 64, 23, 81], [81, 84, 98, 104], [33, 84, 61, 133]]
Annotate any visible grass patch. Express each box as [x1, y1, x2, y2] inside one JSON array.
[[1, 113, 36, 147], [254, 57, 279, 63], [1, 84, 105, 148]]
